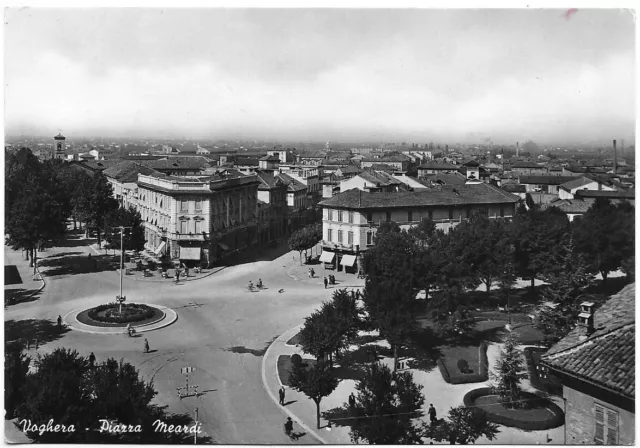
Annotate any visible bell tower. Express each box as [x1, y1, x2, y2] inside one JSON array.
[[53, 132, 66, 160]]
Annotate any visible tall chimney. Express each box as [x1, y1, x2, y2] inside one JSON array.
[[613, 139, 617, 175], [516, 142, 519, 157]]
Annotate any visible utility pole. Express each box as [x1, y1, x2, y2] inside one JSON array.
[[194, 408, 198, 445]]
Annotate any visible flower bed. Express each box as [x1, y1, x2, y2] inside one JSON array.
[[523, 347, 562, 396], [277, 354, 316, 387], [77, 303, 164, 327], [463, 387, 564, 430], [437, 342, 488, 384]]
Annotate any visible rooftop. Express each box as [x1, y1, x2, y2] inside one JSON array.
[[542, 283, 635, 399], [519, 175, 578, 185], [320, 182, 518, 210], [512, 161, 544, 169], [103, 160, 159, 183], [546, 198, 595, 214], [418, 162, 458, 170], [559, 176, 596, 191]]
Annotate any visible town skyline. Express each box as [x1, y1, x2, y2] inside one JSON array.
[[4, 8, 636, 145]]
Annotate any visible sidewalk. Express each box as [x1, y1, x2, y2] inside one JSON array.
[[285, 252, 365, 290], [262, 324, 565, 445], [4, 246, 46, 305]]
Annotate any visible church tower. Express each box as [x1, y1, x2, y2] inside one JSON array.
[[53, 132, 66, 160]]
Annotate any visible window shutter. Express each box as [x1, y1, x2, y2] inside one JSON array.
[[594, 404, 605, 444], [605, 408, 619, 445]]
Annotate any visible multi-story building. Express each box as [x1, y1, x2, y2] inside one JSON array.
[[256, 172, 288, 243], [417, 162, 458, 176], [511, 161, 548, 176], [135, 172, 260, 266], [278, 166, 321, 206], [558, 177, 616, 200], [318, 183, 519, 274], [103, 161, 158, 210], [359, 154, 411, 172], [339, 170, 405, 193]]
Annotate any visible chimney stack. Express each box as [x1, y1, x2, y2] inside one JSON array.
[[577, 301, 595, 341], [613, 140, 618, 175], [516, 142, 519, 157]]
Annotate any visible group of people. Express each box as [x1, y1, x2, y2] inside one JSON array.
[[323, 275, 336, 289], [248, 279, 264, 291], [308, 268, 315, 278]]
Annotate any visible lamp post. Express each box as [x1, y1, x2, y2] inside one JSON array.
[[116, 226, 132, 314]]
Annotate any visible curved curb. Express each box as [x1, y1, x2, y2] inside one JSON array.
[[63, 304, 178, 335], [261, 323, 328, 444]]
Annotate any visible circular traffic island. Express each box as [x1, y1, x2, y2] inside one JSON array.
[[463, 387, 564, 431], [77, 303, 165, 328]]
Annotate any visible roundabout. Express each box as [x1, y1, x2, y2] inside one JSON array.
[[63, 303, 178, 335], [463, 387, 565, 431]]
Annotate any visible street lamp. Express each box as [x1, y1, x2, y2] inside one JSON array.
[[116, 226, 132, 314]]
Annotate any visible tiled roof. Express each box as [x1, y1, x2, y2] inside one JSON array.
[[81, 160, 122, 171], [338, 165, 362, 174], [502, 183, 527, 193], [512, 161, 544, 169], [139, 157, 212, 171], [519, 175, 578, 185], [361, 155, 411, 163], [319, 182, 519, 210], [260, 155, 281, 161], [322, 160, 353, 166], [235, 157, 260, 166], [103, 161, 159, 183], [276, 172, 307, 192], [542, 283, 635, 399], [422, 174, 466, 186], [546, 198, 594, 214], [418, 162, 458, 170], [559, 176, 594, 191], [256, 172, 286, 190], [575, 190, 635, 200]]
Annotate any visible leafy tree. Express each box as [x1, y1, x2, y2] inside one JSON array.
[[5, 148, 44, 227], [288, 222, 321, 265], [427, 289, 476, 338], [490, 331, 527, 408], [15, 348, 159, 443], [81, 172, 119, 247], [422, 406, 499, 445], [330, 289, 361, 351], [533, 249, 595, 346], [348, 362, 425, 444], [299, 304, 344, 364], [104, 206, 146, 252], [289, 360, 338, 429], [621, 256, 635, 281], [4, 341, 30, 419], [572, 199, 635, 282], [447, 213, 512, 297], [512, 207, 570, 292]]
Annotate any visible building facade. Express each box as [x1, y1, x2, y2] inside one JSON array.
[[318, 183, 519, 274], [135, 172, 260, 266]]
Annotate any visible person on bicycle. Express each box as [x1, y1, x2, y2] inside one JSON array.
[[127, 323, 135, 336], [284, 417, 294, 439]]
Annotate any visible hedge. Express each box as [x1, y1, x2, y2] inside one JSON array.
[[87, 303, 156, 324], [523, 347, 563, 396], [437, 342, 489, 384], [463, 387, 565, 431]]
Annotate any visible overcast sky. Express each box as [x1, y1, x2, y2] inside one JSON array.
[[4, 8, 636, 144]]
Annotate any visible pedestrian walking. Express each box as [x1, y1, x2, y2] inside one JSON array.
[[348, 392, 356, 408], [175, 269, 180, 283], [279, 386, 285, 405], [88, 352, 96, 367], [185, 267, 189, 278], [284, 417, 294, 439], [428, 403, 437, 423], [144, 338, 150, 353], [323, 277, 328, 289], [57, 315, 62, 328]]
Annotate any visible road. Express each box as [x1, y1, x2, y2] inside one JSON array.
[[5, 234, 335, 444]]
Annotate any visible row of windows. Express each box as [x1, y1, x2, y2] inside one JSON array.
[[326, 229, 376, 246], [178, 219, 205, 234], [327, 210, 355, 223], [180, 198, 204, 213]]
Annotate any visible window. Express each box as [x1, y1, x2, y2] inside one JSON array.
[[338, 210, 343, 222], [366, 231, 373, 246], [408, 210, 413, 222], [338, 230, 343, 243], [180, 220, 188, 234], [195, 220, 202, 234], [180, 199, 188, 212], [595, 403, 618, 445], [347, 231, 353, 245], [348, 211, 354, 224], [195, 198, 202, 211], [448, 208, 454, 220], [327, 229, 333, 242], [367, 211, 373, 222], [386, 212, 391, 222]]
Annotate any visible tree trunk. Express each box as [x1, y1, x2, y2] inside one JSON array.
[[315, 399, 321, 429], [73, 218, 77, 231], [28, 247, 34, 267], [530, 277, 535, 293], [393, 344, 398, 372], [485, 278, 492, 298], [299, 251, 303, 266], [96, 229, 101, 247], [601, 271, 608, 284], [33, 249, 38, 276]]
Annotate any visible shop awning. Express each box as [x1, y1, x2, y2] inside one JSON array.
[[179, 247, 201, 260], [218, 242, 230, 251], [319, 251, 335, 263], [340, 254, 357, 267], [154, 242, 166, 256]]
